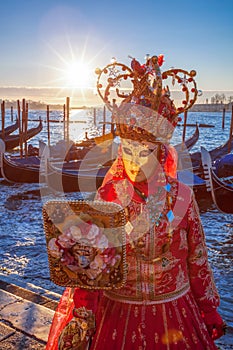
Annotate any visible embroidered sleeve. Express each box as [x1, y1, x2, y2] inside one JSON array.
[[187, 194, 220, 313]]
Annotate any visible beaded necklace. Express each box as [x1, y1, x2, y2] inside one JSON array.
[[126, 179, 175, 262]]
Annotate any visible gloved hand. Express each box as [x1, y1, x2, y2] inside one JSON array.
[[58, 307, 96, 350], [202, 310, 227, 340]]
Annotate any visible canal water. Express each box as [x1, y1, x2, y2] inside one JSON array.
[[0, 108, 232, 348]]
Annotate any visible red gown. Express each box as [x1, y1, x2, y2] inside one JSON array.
[[46, 158, 221, 350]]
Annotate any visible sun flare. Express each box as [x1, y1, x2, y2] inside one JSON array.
[[64, 61, 91, 88]]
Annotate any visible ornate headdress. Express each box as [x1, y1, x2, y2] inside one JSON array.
[[95, 54, 198, 143]]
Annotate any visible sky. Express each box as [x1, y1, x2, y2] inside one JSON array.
[[0, 0, 233, 106]]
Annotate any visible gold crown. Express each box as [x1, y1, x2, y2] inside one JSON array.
[[112, 103, 176, 143], [95, 54, 198, 142]]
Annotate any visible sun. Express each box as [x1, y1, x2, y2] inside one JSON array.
[[64, 61, 91, 88]]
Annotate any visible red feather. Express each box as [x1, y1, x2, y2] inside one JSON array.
[[158, 54, 164, 67], [131, 58, 145, 75]]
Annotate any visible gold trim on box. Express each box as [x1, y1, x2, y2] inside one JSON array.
[[43, 200, 127, 290]]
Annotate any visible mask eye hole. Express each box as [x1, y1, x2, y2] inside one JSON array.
[[122, 147, 132, 156], [139, 146, 159, 158], [139, 149, 153, 157]]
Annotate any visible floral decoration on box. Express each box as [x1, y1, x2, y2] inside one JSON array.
[[43, 200, 127, 289]]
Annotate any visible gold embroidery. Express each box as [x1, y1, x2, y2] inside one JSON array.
[[120, 305, 131, 350], [192, 332, 198, 344], [172, 299, 185, 334], [182, 307, 187, 318], [104, 283, 190, 305], [154, 332, 159, 344], [92, 299, 111, 350], [161, 303, 170, 350], [152, 305, 157, 316], [185, 293, 208, 343], [112, 329, 117, 340], [132, 330, 136, 343], [134, 306, 139, 318], [138, 321, 147, 349]]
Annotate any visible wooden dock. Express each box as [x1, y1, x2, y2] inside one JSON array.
[[0, 274, 60, 349]]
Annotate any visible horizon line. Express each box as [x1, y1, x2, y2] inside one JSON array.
[[0, 86, 232, 92]]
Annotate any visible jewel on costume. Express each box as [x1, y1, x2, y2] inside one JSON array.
[[166, 209, 175, 223], [164, 183, 171, 192]]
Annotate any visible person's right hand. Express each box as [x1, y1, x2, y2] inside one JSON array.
[[202, 310, 227, 340]]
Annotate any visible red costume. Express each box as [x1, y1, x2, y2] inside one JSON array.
[[46, 149, 224, 349], [45, 54, 225, 349]]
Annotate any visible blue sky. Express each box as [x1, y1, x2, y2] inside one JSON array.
[[0, 0, 232, 104]]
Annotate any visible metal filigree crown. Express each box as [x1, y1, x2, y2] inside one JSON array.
[[95, 54, 198, 142]]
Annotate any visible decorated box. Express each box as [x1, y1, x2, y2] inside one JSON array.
[[43, 200, 127, 289]]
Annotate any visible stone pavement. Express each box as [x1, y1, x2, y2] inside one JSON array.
[[0, 275, 61, 350]]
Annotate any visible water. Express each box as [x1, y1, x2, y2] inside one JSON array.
[[0, 109, 232, 348]]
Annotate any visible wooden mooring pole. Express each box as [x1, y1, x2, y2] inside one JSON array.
[[228, 105, 233, 153], [63, 104, 66, 140], [66, 97, 70, 144], [47, 105, 50, 147], [103, 106, 106, 135], [1, 101, 5, 141], [22, 99, 27, 157], [11, 106, 14, 122], [17, 100, 23, 158], [111, 99, 116, 134], [182, 110, 188, 149], [93, 108, 96, 126], [222, 107, 225, 129], [25, 102, 28, 157]]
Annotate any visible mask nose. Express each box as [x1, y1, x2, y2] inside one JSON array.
[[129, 154, 141, 167]]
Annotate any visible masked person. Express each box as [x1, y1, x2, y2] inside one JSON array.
[[46, 55, 226, 350]]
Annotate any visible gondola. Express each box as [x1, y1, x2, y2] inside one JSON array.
[[3, 118, 43, 151], [0, 138, 118, 184], [46, 153, 209, 200], [75, 130, 115, 148], [0, 128, 208, 205], [46, 140, 118, 192], [48, 130, 116, 161], [0, 119, 19, 138], [46, 158, 110, 192], [180, 133, 233, 175], [214, 153, 233, 178], [0, 152, 42, 183], [50, 123, 199, 162], [174, 123, 199, 153], [0, 124, 199, 186], [50, 124, 199, 161], [201, 146, 233, 214], [77, 124, 199, 153], [0, 120, 202, 187], [177, 168, 209, 202], [44, 125, 200, 193]]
